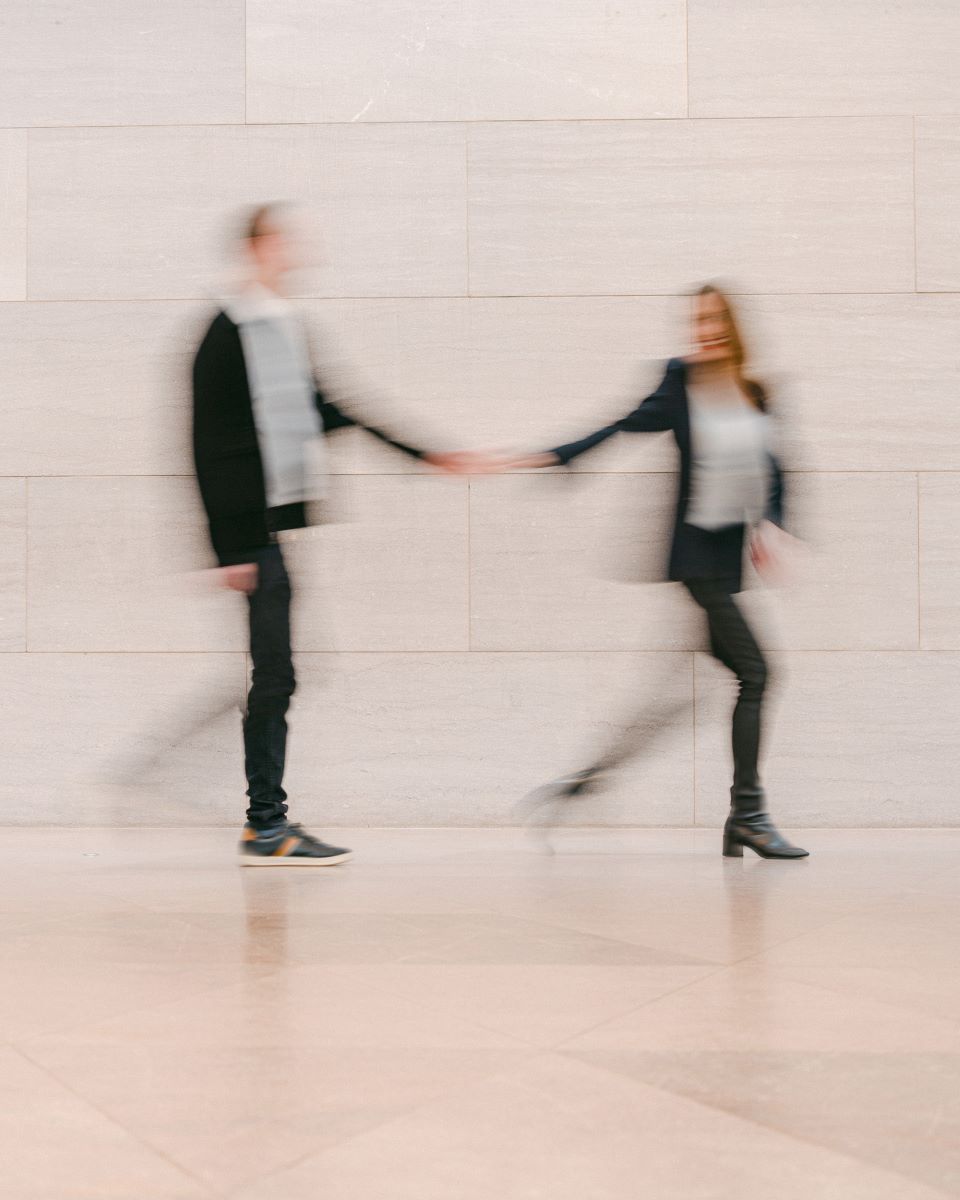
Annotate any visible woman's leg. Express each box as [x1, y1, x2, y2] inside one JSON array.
[[521, 660, 692, 818], [686, 578, 766, 809], [685, 577, 807, 859]]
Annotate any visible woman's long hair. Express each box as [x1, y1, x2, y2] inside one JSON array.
[[695, 283, 767, 411]]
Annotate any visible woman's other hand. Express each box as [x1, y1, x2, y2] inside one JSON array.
[[750, 521, 808, 585]]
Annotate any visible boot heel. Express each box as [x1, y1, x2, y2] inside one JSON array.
[[722, 834, 743, 858]]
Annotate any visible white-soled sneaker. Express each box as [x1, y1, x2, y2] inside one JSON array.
[[239, 822, 353, 867]]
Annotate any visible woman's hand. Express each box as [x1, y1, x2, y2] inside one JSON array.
[[750, 521, 807, 585], [497, 451, 561, 471]]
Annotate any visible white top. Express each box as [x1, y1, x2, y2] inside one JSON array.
[[685, 376, 770, 531], [224, 285, 327, 509]]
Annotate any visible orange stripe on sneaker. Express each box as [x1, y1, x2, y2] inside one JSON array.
[[274, 836, 300, 857]]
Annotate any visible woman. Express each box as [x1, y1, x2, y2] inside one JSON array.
[[506, 285, 807, 860]]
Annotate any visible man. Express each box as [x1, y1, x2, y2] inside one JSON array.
[[192, 204, 463, 865]]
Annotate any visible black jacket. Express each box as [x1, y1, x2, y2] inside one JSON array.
[[549, 357, 785, 591], [192, 310, 424, 566]]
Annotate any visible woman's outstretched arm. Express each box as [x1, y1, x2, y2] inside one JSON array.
[[506, 361, 680, 470], [764, 452, 786, 527]]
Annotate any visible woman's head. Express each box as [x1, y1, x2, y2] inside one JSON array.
[[691, 283, 746, 369], [690, 284, 765, 408]]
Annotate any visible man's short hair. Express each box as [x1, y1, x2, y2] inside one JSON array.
[[244, 203, 285, 242]]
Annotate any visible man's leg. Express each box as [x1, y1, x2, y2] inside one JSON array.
[[239, 543, 352, 866], [244, 543, 295, 830]]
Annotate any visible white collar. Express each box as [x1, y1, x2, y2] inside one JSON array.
[[223, 283, 293, 326]]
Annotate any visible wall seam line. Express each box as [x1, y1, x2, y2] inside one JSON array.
[[23, 128, 30, 301], [8, 290, 956, 304], [464, 124, 472, 298], [916, 471, 922, 649], [691, 651, 697, 828], [23, 477, 29, 653], [6, 114, 925, 131], [684, 0, 690, 118], [912, 115, 919, 291], [466, 476, 473, 651]]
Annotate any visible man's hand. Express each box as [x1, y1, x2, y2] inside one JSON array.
[[221, 563, 258, 593]]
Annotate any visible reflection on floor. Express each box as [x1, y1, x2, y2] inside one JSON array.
[[2, 827, 958, 1199]]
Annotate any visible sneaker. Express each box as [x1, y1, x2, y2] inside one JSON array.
[[239, 822, 353, 867]]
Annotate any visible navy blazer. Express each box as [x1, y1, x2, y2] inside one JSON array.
[[548, 357, 785, 592]]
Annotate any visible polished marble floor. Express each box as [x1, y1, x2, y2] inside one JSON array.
[[2, 826, 959, 1199]]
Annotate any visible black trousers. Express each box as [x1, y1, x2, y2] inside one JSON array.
[[684, 577, 768, 811], [243, 543, 296, 829]]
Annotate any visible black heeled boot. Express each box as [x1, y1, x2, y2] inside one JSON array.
[[722, 789, 808, 859]]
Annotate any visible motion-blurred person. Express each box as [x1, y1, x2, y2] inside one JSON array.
[[193, 204, 465, 866], [503, 285, 808, 860]]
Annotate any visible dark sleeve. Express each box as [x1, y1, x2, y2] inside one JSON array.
[[315, 388, 426, 460], [751, 379, 786, 528], [192, 318, 271, 566], [764, 452, 786, 528], [548, 362, 678, 466]]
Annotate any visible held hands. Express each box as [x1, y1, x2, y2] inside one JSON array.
[[423, 450, 560, 475], [422, 451, 496, 474]]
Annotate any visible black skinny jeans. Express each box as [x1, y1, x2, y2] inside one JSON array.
[[243, 543, 296, 829], [684, 576, 768, 813]]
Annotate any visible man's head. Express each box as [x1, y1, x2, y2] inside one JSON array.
[[242, 203, 296, 289]]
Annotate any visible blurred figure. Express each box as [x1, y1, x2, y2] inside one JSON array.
[[504, 285, 808, 860], [193, 203, 465, 865]]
